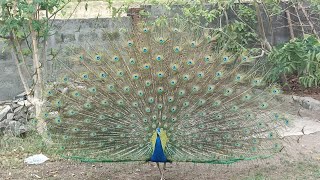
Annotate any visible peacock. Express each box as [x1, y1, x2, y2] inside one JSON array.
[[43, 14, 293, 180]]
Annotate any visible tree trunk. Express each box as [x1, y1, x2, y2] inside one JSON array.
[[29, 20, 45, 134]]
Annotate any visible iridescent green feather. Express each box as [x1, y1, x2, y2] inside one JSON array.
[[44, 15, 293, 163]]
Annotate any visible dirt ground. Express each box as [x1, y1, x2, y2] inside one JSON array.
[[1, 83, 320, 180], [1, 132, 320, 180], [284, 76, 320, 101]]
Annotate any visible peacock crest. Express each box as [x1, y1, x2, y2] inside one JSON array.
[[44, 15, 291, 164]]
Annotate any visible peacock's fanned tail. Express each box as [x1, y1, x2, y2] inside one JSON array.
[[44, 16, 291, 163]]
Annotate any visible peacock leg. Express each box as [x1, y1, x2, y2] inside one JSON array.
[[156, 162, 164, 180], [162, 162, 166, 180]]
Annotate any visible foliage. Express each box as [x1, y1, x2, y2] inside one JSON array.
[[0, 130, 58, 169], [262, 0, 282, 16], [267, 35, 320, 88], [214, 4, 258, 52], [309, 0, 320, 12], [182, 1, 228, 25], [0, 0, 70, 40]]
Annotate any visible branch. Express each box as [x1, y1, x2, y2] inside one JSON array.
[[285, 10, 295, 39], [299, 3, 319, 39], [251, 49, 265, 59], [293, 5, 305, 37], [48, 0, 72, 20], [260, 1, 274, 45], [254, 1, 272, 51]]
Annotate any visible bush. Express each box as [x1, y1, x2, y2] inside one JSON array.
[[267, 35, 320, 88]]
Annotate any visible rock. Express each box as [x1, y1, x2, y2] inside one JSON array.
[[11, 103, 20, 109], [28, 106, 35, 112], [282, 116, 320, 137], [7, 121, 23, 136], [14, 92, 27, 100], [19, 124, 27, 134], [0, 119, 10, 134], [24, 100, 32, 107], [18, 117, 28, 124], [15, 110, 27, 119], [13, 106, 23, 113], [0, 105, 11, 121], [297, 108, 320, 120], [0, 119, 27, 136], [22, 106, 28, 113], [293, 96, 320, 111], [6, 113, 14, 120], [28, 112, 36, 119], [17, 100, 25, 106]]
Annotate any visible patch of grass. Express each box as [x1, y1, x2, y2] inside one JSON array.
[[0, 130, 59, 169]]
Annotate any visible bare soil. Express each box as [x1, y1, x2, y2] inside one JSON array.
[[1, 132, 320, 180], [284, 76, 320, 101], [1, 77, 320, 180]]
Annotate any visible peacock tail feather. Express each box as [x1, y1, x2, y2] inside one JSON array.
[[44, 15, 291, 164]]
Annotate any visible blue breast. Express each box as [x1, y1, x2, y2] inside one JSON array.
[[150, 136, 167, 162]]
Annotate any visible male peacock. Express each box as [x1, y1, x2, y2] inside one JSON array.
[[44, 14, 292, 180]]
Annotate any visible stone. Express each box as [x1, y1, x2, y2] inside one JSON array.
[[19, 124, 27, 134], [18, 117, 28, 124], [17, 100, 25, 106], [2, 117, 29, 136], [23, 106, 28, 113], [15, 110, 27, 119], [11, 103, 20, 109], [282, 116, 320, 137], [24, 100, 32, 107], [7, 121, 23, 136], [14, 106, 23, 113], [0, 119, 10, 134], [28, 112, 36, 119], [28, 106, 35, 112], [0, 105, 11, 121], [6, 113, 14, 120], [293, 96, 320, 111], [14, 92, 27, 102], [15, 92, 27, 99]]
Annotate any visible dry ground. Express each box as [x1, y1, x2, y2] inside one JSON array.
[[1, 92, 320, 180], [2, 1, 320, 179], [1, 131, 320, 180]]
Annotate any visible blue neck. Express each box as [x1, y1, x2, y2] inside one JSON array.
[[150, 136, 167, 162]]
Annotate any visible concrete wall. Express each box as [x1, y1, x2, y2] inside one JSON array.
[[0, 57, 24, 100], [0, 3, 318, 101], [0, 17, 131, 101]]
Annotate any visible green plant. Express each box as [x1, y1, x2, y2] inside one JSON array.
[[267, 35, 320, 88], [0, 0, 74, 134], [0, 130, 55, 169]]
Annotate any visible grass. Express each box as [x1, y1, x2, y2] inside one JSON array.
[[0, 130, 59, 169], [1, 129, 320, 179]]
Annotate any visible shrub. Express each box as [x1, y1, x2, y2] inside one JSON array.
[[267, 35, 320, 88]]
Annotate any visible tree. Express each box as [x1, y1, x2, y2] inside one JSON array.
[[0, 0, 73, 133]]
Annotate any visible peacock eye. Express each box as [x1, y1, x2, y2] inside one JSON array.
[[45, 20, 294, 164]]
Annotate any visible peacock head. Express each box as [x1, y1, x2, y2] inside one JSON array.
[[156, 128, 161, 136]]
